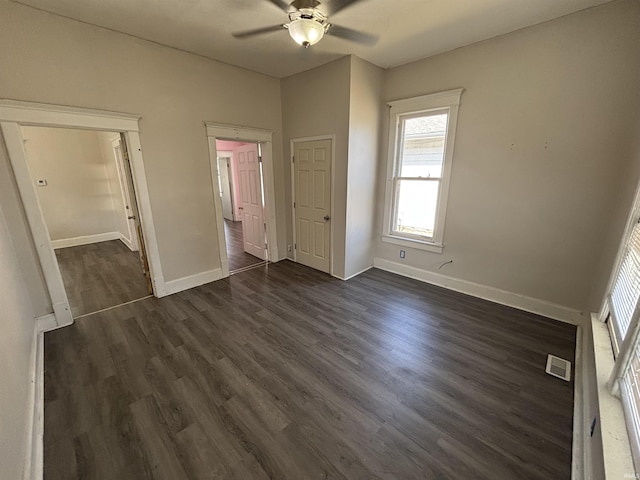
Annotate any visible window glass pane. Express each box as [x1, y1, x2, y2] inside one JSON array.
[[400, 113, 448, 178], [394, 179, 439, 238], [611, 222, 640, 342]]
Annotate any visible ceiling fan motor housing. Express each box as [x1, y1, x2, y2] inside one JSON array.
[[287, 7, 330, 47]]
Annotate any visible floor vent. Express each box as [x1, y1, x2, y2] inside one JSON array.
[[545, 354, 571, 381]]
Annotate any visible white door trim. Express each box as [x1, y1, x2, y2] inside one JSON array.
[[0, 99, 165, 327], [290, 135, 336, 276], [205, 123, 278, 279]]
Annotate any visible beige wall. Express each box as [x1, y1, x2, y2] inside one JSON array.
[[0, 0, 285, 283], [281, 56, 351, 277], [345, 57, 384, 279], [0, 136, 40, 480], [589, 125, 640, 311], [22, 126, 128, 243], [376, 0, 640, 312]]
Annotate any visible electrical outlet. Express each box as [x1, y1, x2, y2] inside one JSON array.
[[287, 245, 292, 253], [399, 250, 405, 259]]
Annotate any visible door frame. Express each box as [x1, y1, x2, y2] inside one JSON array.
[[0, 99, 164, 328], [290, 135, 336, 276], [205, 123, 278, 279]]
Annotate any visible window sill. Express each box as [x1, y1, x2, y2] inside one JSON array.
[[591, 315, 635, 478], [381, 234, 443, 253]]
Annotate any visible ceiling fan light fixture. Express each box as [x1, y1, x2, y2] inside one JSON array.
[[288, 18, 325, 47]]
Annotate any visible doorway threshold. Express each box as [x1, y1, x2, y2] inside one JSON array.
[[229, 261, 268, 276], [73, 295, 153, 320]]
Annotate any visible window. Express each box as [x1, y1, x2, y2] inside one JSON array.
[[382, 89, 463, 253], [609, 219, 640, 353], [605, 206, 640, 470]]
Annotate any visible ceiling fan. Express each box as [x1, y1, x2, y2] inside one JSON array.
[[232, 0, 378, 48]]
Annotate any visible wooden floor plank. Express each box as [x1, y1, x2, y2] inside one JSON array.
[[224, 219, 264, 271], [55, 239, 149, 317], [45, 260, 576, 479]]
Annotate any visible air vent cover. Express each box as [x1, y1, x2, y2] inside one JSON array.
[[545, 354, 571, 381]]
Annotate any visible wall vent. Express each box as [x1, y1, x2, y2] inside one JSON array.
[[545, 354, 571, 381]]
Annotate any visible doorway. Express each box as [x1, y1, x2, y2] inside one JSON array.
[[20, 126, 152, 318], [206, 123, 279, 279], [215, 140, 267, 273], [1, 100, 164, 329]]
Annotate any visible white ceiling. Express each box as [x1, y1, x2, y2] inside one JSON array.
[[14, 0, 613, 78]]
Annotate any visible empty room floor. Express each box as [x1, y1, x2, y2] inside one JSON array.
[[43, 261, 575, 479], [55, 240, 150, 317], [224, 219, 265, 272]]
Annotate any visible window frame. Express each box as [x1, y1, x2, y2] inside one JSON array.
[[382, 88, 463, 254], [600, 183, 640, 473]]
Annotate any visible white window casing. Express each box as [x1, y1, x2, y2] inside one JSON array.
[[382, 88, 463, 253], [603, 204, 640, 472]]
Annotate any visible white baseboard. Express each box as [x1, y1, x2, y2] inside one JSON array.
[[24, 310, 77, 479], [268, 245, 282, 263], [35, 314, 57, 333], [23, 331, 43, 480], [572, 325, 584, 480], [335, 265, 373, 281], [118, 232, 135, 251], [36, 308, 72, 332], [160, 268, 223, 297], [51, 231, 121, 249], [373, 258, 584, 325]]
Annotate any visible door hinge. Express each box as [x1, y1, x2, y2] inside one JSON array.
[[293, 202, 296, 208], [258, 156, 263, 163], [294, 243, 297, 249], [292, 156, 295, 163]]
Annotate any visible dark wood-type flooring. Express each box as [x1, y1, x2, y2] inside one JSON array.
[[224, 219, 264, 272], [44, 261, 576, 480], [56, 240, 149, 317]]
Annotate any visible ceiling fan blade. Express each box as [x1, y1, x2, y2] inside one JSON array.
[[326, 24, 378, 45], [266, 0, 291, 12], [232, 24, 286, 39], [328, 0, 365, 15]]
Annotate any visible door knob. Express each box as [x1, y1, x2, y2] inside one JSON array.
[[323, 215, 330, 221]]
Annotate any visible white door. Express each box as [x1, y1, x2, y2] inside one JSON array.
[[236, 144, 266, 260], [119, 133, 153, 294], [218, 156, 234, 221], [293, 139, 331, 274], [113, 141, 139, 251]]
